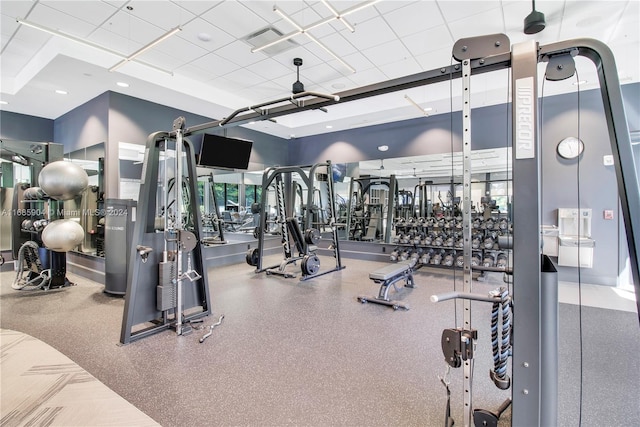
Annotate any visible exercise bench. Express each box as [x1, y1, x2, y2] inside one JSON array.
[[357, 260, 415, 310]]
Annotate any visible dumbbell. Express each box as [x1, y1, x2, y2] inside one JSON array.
[[498, 218, 508, 231], [483, 236, 495, 249], [442, 251, 454, 267], [496, 252, 508, 269], [473, 217, 482, 229], [471, 252, 482, 266], [430, 249, 444, 265], [399, 249, 411, 261], [409, 249, 422, 267], [483, 252, 496, 268], [472, 233, 482, 249], [455, 254, 465, 267], [389, 247, 400, 262], [420, 249, 434, 265], [434, 234, 444, 247], [444, 236, 454, 247], [484, 218, 495, 230], [455, 238, 464, 248]]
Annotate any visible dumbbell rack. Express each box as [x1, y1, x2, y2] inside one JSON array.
[[391, 214, 512, 272]]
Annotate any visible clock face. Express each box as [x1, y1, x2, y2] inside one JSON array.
[[557, 137, 584, 159]]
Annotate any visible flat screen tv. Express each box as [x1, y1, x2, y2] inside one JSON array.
[[198, 134, 253, 170]]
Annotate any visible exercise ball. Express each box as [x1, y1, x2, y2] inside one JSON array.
[[41, 219, 84, 252], [39, 161, 88, 201]]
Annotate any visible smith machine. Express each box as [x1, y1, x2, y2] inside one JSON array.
[[245, 162, 345, 280], [131, 35, 637, 425]]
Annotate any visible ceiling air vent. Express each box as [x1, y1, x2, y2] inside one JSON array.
[[244, 26, 298, 56]]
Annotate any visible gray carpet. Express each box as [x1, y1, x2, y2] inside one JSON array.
[[1, 258, 638, 427]]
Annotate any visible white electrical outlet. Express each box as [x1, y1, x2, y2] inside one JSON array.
[[603, 155, 614, 166]]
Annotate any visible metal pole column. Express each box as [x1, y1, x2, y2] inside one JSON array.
[[174, 128, 184, 336], [510, 39, 547, 426], [461, 58, 474, 427]]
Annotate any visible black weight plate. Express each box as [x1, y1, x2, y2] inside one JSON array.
[[245, 248, 259, 266], [301, 254, 320, 275], [304, 228, 321, 245]]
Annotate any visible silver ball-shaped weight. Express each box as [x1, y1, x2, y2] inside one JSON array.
[[39, 161, 88, 201], [41, 219, 84, 252]]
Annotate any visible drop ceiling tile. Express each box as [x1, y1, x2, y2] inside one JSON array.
[[414, 46, 456, 71], [0, 0, 36, 20], [298, 61, 344, 85], [374, 0, 417, 15], [340, 50, 375, 72], [27, 3, 96, 37], [317, 31, 358, 57], [338, 2, 380, 25], [341, 16, 396, 51], [173, 0, 222, 16], [245, 58, 292, 81], [378, 56, 422, 79], [88, 28, 141, 55], [189, 52, 240, 78], [609, 1, 640, 43], [178, 18, 235, 51], [175, 63, 217, 82], [125, 0, 195, 31], [40, 1, 119, 26], [201, 1, 268, 39], [215, 39, 267, 67], [270, 44, 323, 69], [448, 8, 505, 41], [437, 0, 501, 22], [220, 66, 267, 88], [8, 20, 52, 46], [383, 1, 445, 37], [347, 66, 387, 86], [362, 39, 411, 67], [558, 2, 626, 43], [402, 25, 453, 57], [236, 80, 290, 103], [99, 9, 166, 45], [152, 34, 208, 63], [208, 76, 239, 94]]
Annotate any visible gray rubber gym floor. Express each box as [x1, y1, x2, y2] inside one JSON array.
[[1, 256, 639, 427]]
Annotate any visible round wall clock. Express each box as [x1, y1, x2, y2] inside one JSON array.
[[557, 137, 584, 159]]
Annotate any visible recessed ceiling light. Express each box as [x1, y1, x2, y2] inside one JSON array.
[[572, 80, 587, 86], [424, 107, 433, 112], [197, 32, 212, 42], [55, 90, 68, 95], [0, 101, 8, 105], [117, 82, 129, 88], [326, 125, 333, 129], [378, 145, 389, 152]]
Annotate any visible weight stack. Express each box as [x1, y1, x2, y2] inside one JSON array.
[[156, 261, 176, 311]]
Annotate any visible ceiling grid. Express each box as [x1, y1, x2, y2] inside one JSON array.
[[0, 0, 637, 138]]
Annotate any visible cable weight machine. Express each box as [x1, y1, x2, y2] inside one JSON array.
[[120, 118, 211, 344]]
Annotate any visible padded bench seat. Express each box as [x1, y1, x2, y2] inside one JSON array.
[[370, 261, 413, 281]]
